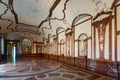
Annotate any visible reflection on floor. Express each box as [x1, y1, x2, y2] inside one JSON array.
[[0, 57, 115, 80]]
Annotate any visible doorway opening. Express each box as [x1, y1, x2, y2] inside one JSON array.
[[7, 42, 17, 64]]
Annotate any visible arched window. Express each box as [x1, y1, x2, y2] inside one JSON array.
[[78, 33, 88, 57], [21, 39, 32, 53]]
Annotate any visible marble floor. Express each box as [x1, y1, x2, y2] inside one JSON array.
[[0, 57, 116, 80]]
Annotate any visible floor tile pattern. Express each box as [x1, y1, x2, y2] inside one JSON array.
[[0, 57, 116, 80]]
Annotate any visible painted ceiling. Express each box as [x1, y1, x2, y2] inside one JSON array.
[[0, 0, 114, 42]]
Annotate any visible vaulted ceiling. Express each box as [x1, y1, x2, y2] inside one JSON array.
[[0, 0, 114, 42]]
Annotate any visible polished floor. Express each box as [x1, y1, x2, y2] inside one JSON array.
[[0, 57, 116, 80]]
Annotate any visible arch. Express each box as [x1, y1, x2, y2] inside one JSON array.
[[65, 28, 71, 32], [71, 14, 93, 27], [111, 0, 120, 9], [78, 33, 88, 40], [56, 27, 65, 34], [65, 28, 72, 34]]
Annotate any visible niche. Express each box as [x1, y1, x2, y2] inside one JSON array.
[[78, 33, 88, 57]]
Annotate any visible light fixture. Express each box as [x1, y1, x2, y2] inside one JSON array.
[[10, 41, 13, 44]]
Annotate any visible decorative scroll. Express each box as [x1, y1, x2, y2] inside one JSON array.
[[93, 15, 113, 60], [96, 20, 108, 59]]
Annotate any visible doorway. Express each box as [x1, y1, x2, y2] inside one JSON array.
[[7, 42, 17, 64]]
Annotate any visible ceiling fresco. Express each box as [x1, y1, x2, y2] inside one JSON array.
[[0, 0, 114, 42]]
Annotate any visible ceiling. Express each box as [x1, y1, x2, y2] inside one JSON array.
[[0, 0, 114, 42]]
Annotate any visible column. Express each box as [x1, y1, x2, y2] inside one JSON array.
[[1, 35, 4, 62], [1, 35, 4, 55]]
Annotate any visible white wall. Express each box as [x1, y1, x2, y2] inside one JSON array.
[[116, 4, 120, 61], [112, 18, 115, 61], [88, 40, 91, 58], [92, 26, 94, 59], [75, 42, 78, 57], [117, 35, 120, 61]]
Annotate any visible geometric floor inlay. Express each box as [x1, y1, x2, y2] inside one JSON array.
[[0, 57, 116, 80]]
